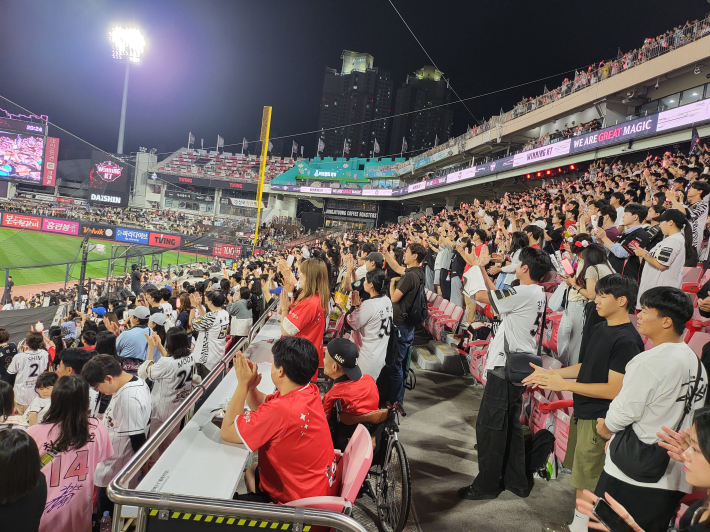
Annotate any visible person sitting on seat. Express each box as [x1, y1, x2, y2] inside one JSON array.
[[220, 336, 338, 504], [322, 338, 379, 420]]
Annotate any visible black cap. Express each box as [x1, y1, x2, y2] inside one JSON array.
[[327, 338, 362, 381], [654, 208, 688, 227], [363, 251, 384, 267]]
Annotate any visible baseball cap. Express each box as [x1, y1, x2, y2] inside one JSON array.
[[149, 313, 166, 326], [131, 306, 150, 320], [363, 252, 384, 266], [326, 338, 362, 381], [92, 306, 107, 316], [654, 208, 688, 227]]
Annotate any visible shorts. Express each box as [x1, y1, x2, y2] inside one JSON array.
[[233, 467, 276, 504], [563, 416, 608, 492]]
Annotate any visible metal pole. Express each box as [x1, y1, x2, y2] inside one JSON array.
[[64, 264, 70, 291], [176, 250, 180, 269], [253, 106, 272, 247], [117, 62, 130, 155]]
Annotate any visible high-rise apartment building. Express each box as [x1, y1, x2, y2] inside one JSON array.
[[388, 66, 454, 155], [317, 51, 393, 158]]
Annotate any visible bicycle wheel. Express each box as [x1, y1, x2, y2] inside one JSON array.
[[376, 440, 411, 532]]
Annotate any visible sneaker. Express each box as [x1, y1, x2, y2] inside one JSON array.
[[457, 485, 500, 500], [541, 523, 570, 532]]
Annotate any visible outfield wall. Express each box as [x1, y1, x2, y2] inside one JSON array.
[[0, 212, 268, 259]]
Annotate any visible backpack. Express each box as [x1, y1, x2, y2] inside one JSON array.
[[399, 270, 428, 326], [525, 429, 556, 480]]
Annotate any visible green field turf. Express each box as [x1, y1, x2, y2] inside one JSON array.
[[0, 228, 209, 286]]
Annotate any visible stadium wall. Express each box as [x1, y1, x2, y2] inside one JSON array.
[[0, 212, 268, 259]]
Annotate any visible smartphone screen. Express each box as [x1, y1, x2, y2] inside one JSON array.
[[592, 498, 636, 532], [561, 258, 575, 276]]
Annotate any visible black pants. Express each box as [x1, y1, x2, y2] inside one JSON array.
[[594, 471, 684, 532], [472, 370, 528, 495], [97, 487, 113, 519]]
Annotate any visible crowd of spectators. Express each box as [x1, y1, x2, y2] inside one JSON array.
[[397, 16, 710, 171]]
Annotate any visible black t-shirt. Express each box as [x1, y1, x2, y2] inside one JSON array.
[[426, 247, 437, 269], [393, 267, 423, 326], [573, 321, 644, 420], [544, 227, 564, 253], [131, 270, 142, 291], [0, 342, 18, 385], [0, 473, 47, 532]]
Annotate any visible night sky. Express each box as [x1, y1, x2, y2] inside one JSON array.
[[0, 0, 706, 159]]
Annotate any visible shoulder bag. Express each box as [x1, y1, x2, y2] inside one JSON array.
[[608, 356, 702, 483]]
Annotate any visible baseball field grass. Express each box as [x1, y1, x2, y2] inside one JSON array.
[[0, 228, 207, 286]]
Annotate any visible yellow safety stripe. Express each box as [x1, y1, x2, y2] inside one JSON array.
[[147, 509, 311, 530]]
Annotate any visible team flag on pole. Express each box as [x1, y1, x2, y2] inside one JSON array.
[[188, 132, 195, 148], [373, 138, 380, 154]]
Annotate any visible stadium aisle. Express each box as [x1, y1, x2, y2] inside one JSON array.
[[398, 365, 576, 532]]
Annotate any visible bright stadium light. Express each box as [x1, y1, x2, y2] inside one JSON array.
[[109, 27, 145, 154], [110, 27, 145, 63]]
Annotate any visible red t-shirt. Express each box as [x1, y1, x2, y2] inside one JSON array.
[[285, 294, 325, 371], [236, 384, 338, 503], [564, 220, 576, 229], [323, 375, 379, 419], [81, 345, 96, 351]]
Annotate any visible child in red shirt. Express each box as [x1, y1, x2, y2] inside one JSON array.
[[322, 338, 379, 421], [220, 336, 337, 504]]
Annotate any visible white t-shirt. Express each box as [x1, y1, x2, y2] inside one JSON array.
[[160, 302, 177, 327], [192, 309, 230, 370], [484, 285, 546, 376], [139, 354, 196, 422], [637, 232, 685, 307], [604, 341, 707, 492], [89, 388, 101, 418], [94, 377, 151, 488], [355, 264, 367, 281], [7, 349, 51, 406], [23, 396, 51, 424], [346, 296, 393, 380], [615, 206, 625, 227]]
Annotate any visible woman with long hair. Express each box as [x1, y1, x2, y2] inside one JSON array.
[[0, 380, 27, 431], [0, 430, 46, 532], [558, 241, 614, 366], [279, 258, 330, 376], [26, 375, 112, 532], [176, 293, 192, 330], [346, 268, 393, 380], [634, 209, 692, 308], [95, 332, 118, 359]]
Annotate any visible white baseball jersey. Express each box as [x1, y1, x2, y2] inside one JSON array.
[[346, 296, 393, 380], [140, 354, 196, 422], [484, 285, 546, 376], [7, 349, 51, 406], [89, 388, 101, 418], [94, 377, 151, 488], [192, 309, 230, 371]]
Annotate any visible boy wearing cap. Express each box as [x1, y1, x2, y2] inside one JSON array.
[[344, 251, 384, 303], [322, 338, 379, 419], [116, 306, 151, 362]]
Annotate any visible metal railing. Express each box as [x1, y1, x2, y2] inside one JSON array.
[[108, 298, 368, 532]]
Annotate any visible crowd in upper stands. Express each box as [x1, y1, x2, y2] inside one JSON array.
[[398, 15, 710, 170]]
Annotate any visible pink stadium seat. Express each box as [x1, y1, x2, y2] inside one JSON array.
[[687, 331, 710, 358], [433, 305, 464, 340], [285, 424, 373, 515], [683, 267, 702, 285]]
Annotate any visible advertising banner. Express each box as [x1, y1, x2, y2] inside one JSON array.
[[213, 242, 240, 258], [79, 223, 115, 238], [446, 167, 477, 184], [361, 189, 393, 197], [513, 139, 572, 168], [324, 208, 378, 219], [2, 213, 41, 230], [42, 137, 60, 187], [148, 232, 182, 248], [221, 197, 264, 208], [570, 116, 657, 152], [180, 235, 213, 254], [407, 182, 426, 193], [299, 186, 333, 195], [115, 227, 149, 244], [89, 151, 131, 207], [42, 217, 80, 236], [332, 188, 363, 196], [159, 173, 259, 192], [656, 99, 710, 132]]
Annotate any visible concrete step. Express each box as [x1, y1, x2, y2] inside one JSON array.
[[428, 340, 463, 374], [413, 346, 443, 372]]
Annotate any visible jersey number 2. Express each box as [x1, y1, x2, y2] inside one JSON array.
[[175, 367, 194, 391]]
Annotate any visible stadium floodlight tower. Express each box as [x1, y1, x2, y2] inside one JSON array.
[[109, 26, 145, 155]]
